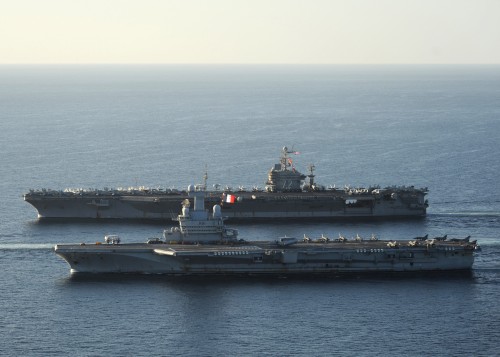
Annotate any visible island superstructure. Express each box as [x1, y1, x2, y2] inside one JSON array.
[[54, 185, 477, 275], [26, 147, 428, 221]]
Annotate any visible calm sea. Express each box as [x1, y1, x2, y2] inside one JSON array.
[[1, 65, 499, 356]]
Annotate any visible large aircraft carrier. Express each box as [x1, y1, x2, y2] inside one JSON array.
[[25, 147, 428, 221]]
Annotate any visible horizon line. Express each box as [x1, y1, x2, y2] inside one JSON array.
[[1, 63, 500, 66]]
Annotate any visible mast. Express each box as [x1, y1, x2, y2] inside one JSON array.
[[280, 146, 297, 171], [280, 146, 289, 171], [202, 165, 208, 191], [307, 164, 315, 188]]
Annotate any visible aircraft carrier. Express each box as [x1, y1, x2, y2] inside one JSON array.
[[26, 147, 428, 221], [54, 185, 476, 275]]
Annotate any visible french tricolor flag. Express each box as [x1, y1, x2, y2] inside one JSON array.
[[225, 194, 236, 203]]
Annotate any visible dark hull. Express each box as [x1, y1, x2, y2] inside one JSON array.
[[54, 239, 476, 275], [25, 189, 427, 221]]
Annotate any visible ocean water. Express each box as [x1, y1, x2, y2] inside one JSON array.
[[1, 65, 499, 356]]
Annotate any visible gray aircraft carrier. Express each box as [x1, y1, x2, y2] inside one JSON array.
[[54, 185, 476, 275], [25, 147, 428, 221]]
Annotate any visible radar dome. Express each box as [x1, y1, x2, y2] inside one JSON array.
[[213, 204, 222, 218]]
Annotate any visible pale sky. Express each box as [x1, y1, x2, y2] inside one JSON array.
[[1, 0, 499, 64]]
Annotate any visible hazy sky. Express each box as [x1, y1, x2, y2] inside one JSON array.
[[1, 0, 499, 64]]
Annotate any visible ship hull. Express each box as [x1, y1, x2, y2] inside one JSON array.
[[54, 240, 475, 275], [26, 190, 427, 221]]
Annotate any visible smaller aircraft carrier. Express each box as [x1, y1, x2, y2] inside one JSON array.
[[27, 147, 428, 221], [54, 185, 477, 276]]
